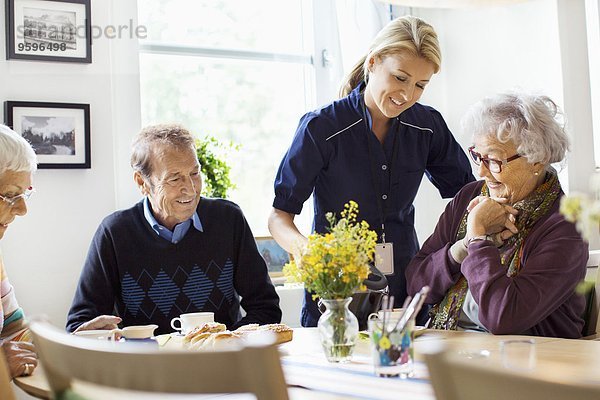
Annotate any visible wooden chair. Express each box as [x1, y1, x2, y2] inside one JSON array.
[[30, 321, 289, 400], [423, 343, 600, 400], [0, 349, 17, 400]]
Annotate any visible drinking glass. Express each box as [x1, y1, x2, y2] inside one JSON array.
[[500, 339, 536, 371], [368, 316, 414, 378]]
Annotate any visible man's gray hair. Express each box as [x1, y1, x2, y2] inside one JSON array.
[[462, 92, 569, 165], [0, 124, 37, 174], [130, 123, 196, 178]]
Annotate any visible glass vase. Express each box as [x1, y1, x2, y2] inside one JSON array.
[[318, 297, 359, 363]]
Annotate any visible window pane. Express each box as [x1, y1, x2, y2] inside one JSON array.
[[138, 0, 306, 54], [139, 53, 312, 234]]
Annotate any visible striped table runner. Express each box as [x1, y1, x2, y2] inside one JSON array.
[[281, 353, 435, 400]]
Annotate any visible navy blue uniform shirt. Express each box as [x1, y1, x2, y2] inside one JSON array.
[[273, 83, 475, 327]]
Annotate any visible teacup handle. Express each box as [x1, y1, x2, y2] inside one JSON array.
[[109, 329, 122, 341], [368, 313, 380, 321], [171, 317, 182, 331]]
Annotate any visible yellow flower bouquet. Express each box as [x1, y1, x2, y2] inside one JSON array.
[[560, 193, 600, 241], [283, 200, 378, 299], [560, 172, 600, 241], [284, 201, 377, 362]]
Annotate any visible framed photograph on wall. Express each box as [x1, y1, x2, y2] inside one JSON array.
[[255, 236, 291, 278], [5, 101, 91, 169], [5, 0, 92, 63]]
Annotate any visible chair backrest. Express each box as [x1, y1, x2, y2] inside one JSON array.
[[583, 250, 600, 337], [276, 284, 304, 328], [423, 344, 600, 400], [30, 321, 289, 400], [0, 350, 16, 400]]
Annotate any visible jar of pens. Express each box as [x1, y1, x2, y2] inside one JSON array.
[[368, 286, 430, 378]]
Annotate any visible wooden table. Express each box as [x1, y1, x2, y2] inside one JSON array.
[[279, 329, 600, 399], [13, 369, 50, 399], [14, 328, 600, 400], [414, 330, 600, 384]]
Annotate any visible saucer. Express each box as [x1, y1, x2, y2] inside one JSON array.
[[73, 330, 115, 340]]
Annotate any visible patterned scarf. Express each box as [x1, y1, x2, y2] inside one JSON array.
[[429, 169, 562, 330]]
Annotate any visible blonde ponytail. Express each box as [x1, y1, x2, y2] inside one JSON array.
[[339, 56, 368, 98]]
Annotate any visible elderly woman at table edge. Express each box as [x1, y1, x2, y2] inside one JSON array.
[[405, 92, 588, 339], [0, 124, 38, 377]]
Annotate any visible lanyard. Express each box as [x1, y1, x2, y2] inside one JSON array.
[[361, 95, 399, 244]]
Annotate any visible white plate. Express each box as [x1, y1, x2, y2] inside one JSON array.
[[73, 330, 115, 340], [359, 325, 427, 339]]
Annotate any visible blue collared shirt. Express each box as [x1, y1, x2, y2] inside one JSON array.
[[143, 197, 203, 244]]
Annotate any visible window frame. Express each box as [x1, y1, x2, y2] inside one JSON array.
[[137, 0, 347, 282]]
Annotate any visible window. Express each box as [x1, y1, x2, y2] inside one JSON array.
[[138, 0, 330, 235], [586, 0, 600, 168]]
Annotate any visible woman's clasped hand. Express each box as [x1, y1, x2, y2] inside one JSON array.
[[466, 196, 519, 246]]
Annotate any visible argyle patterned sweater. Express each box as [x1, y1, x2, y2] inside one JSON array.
[[66, 198, 281, 335]]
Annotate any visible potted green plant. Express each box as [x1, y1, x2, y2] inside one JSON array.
[[195, 136, 239, 198]]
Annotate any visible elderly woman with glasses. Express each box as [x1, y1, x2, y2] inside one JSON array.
[[0, 124, 38, 377], [405, 92, 588, 338]]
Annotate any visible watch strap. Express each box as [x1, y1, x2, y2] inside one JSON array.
[[466, 234, 493, 246]]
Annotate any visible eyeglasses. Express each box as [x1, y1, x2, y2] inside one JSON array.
[[468, 146, 521, 173], [0, 187, 35, 207]]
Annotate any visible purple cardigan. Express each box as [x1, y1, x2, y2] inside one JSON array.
[[406, 180, 588, 338]]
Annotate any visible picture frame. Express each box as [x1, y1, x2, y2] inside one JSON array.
[[255, 236, 290, 278], [5, 101, 91, 169], [5, 0, 92, 63]]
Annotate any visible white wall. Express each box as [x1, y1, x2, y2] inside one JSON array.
[[0, 0, 142, 330], [588, 0, 600, 166]]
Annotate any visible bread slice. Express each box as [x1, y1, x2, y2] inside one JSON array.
[[188, 330, 243, 351], [189, 331, 213, 346], [186, 323, 293, 350], [233, 323, 260, 333], [207, 331, 244, 350], [256, 323, 293, 344], [183, 322, 226, 344]]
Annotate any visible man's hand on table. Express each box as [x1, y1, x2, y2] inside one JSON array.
[[74, 315, 122, 332]]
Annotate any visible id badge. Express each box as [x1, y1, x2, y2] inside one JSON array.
[[375, 242, 394, 275]]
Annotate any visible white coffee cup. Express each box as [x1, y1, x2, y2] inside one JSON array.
[[377, 308, 406, 323], [170, 312, 214, 334]]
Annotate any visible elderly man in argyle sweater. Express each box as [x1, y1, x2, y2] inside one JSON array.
[[67, 124, 281, 335]]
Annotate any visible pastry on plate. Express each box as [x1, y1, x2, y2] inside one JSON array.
[[233, 323, 260, 332], [188, 331, 213, 347], [258, 323, 293, 344], [204, 331, 244, 350], [183, 322, 226, 344], [235, 323, 293, 344]]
